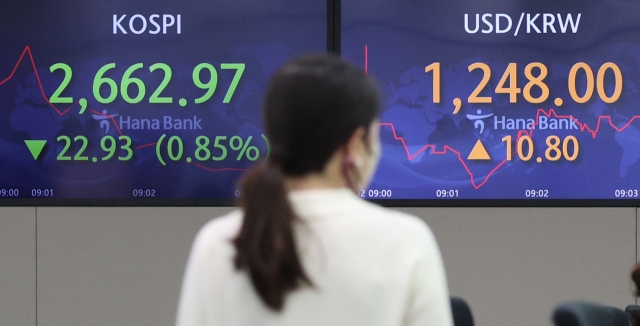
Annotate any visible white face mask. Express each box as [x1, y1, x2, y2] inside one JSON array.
[[357, 121, 382, 190]]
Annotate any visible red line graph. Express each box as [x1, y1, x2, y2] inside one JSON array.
[[1, 46, 248, 174], [192, 164, 249, 173], [380, 122, 508, 189], [364, 45, 368, 74], [135, 142, 157, 150], [0, 47, 76, 116], [381, 106, 640, 189], [516, 109, 640, 139], [381, 106, 640, 190]]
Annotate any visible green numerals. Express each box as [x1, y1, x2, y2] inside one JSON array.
[[56, 135, 72, 161], [188, 135, 260, 163], [52, 62, 244, 107], [221, 63, 245, 103], [93, 63, 174, 104], [56, 135, 88, 161], [167, 136, 184, 161], [94, 63, 146, 104], [192, 63, 245, 104], [121, 63, 145, 104], [57, 135, 133, 161], [149, 63, 173, 103], [195, 136, 211, 160], [49, 63, 73, 103], [101, 136, 117, 161], [119, 136, 133, 161], [193, 63, 218, 104], [211, 136, 228, 161], [94, 63, 118, 104], [73, 136, 89, 161]]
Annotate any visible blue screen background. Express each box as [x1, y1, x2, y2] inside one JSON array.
[[0, 0, 325, 199], [342, 0, 640, 200]]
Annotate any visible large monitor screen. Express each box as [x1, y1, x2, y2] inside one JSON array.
[[343, 0, 640, 203], [0, 0, 325, 203]]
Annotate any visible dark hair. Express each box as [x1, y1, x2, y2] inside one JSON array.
[[633, 264, 640, 296], [631, 264, 640, 325], [232, 54, 380, 311]]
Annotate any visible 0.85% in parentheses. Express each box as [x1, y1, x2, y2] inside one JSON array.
[[155, 135, 261, 165]]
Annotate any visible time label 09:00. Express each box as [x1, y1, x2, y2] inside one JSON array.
[[359, 189, 393, 198], [0, 189, 54, 197]]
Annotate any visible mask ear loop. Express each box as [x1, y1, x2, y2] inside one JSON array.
[[340, 155, 355, 192], [341, 154, 362, 194]]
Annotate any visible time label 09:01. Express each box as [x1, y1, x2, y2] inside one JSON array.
[[0, 189, 55, 197]]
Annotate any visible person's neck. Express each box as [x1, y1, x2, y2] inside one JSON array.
[[286, 173, 348, 191], [285, 154, 349, 191]]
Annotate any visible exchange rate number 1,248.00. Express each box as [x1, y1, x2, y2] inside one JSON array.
[[425, 62, 622, 105]]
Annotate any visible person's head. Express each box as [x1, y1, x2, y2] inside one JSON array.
[[233, 53, 381, 311], [264, 53, 381, 189]]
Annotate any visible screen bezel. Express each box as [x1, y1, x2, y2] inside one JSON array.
[[2, 0, 639, 207], [0, 198, 639, 207]]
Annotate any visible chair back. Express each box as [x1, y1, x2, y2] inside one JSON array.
[[552, 301, 632, 326], [625, 305, 639, 325], [450, 297, 474, 326]]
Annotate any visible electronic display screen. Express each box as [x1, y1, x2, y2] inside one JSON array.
[[0, 0, 325, 202], [342, 0, 640, 202]]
